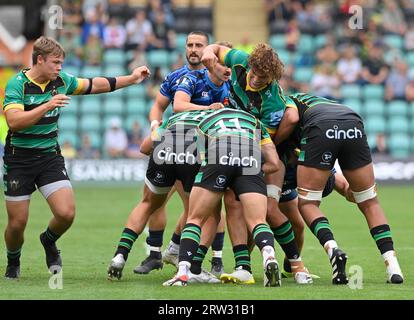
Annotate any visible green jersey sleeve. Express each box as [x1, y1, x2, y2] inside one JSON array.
[[60, 71, 79, 95], [3, 76, 24, 108], [224, 49, 249, 68]]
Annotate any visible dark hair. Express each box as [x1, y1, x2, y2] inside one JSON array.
[[187, 31, 210, 44]]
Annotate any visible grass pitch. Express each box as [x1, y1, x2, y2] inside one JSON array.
[[0, 185, 413, 300]]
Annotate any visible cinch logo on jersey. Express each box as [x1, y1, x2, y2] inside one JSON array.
[[325, 125, 362, 140], [156, 147, 197, 165], [219, 152, 259, 168]]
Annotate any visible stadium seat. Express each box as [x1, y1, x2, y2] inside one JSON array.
[[103, 97, 125, 116], [275, 49, 289, 64], [63, 65, 79, 76], [193, 17, 213, 34], [147, 50, 170, 68], [269, 35, 286, 50], [314, 34, 327, 49], [80, 65, 102, 78], [409, 118, 414, 135], [65, 96, 80, 116], [103, 65, 126, 77], [362, 85, 384, 100], [103, 115, 125, 129], [363, 100, 385, 117], [58, 114, 78, 131], [343, 99, 362, 114], [58, 130, 79, 148], [386, 100, 408, 117], [341, 84, 361, 99], [293, 67, 313, 82], [388, 116, 409, 134], [125, 116, 149, 131], [176, 33, 188, 53], [365, 116, 386, 135], [79, 115, 101, 132], [80, 96, 102, 115], [388, 133, 410, 158], [103, 49, 126, 66], [125, 84, 146, 99], [126, 98, 147, 116], [383, 35, 404, 51], [367, 134, 377, 149], [406, 52, 414, 67], [84, 131, 102, 149], [297, 35, 314, 53]]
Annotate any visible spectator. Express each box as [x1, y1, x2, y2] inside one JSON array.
[[382, 0, 407, 35], [59, 26, 83, 67], [279, 64, 306, 94], [83, 34, 104, 65], [128, 47, 148, 73], [147, 0, 175, 26], [337, 44, 362, 84], [404, 22, 414, 50], [405, 76, 414, 102], [125, 10, 153, 51], [285, 18, 301, 52], [61, 140, 77, 159], [104, 17, 127, 49], [169, 53, 184, 70], [361, 42, 389, 85], [81, 8, 105, 45], [126, 121, 145, 159], [78, 134, 100, 159], [316, 36, 340, 64], [385, 60, 410, 101], [310, 63, 341, 100], [146, 66, 164, 100], [147, 10, 176, 51], [104, 117, 128, 158], [371, 133, 390, 155], [264, 0, 294, 24], [61, 0, 83, 28]]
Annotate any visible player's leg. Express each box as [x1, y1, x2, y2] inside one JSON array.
[[164, 186, 223, 286], [297, 165, 348, 284], [220, 189, 255, 284], [109, 184, 170, 280], [342, 163, 404, 284], [4, 200, 30, 279], [210, 211, 226, 276], [266, 166, 312, 284]]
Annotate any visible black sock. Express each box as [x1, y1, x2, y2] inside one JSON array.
[[233, 244, 251, 273], [252, 223, 274, 251], [149, 250, 162, 259], [370, 224, 394, 254], [271, 221, 300, 260], [43, 227, 61, 246], [310, 217, 335, 247], [190, 245, 208, 274], [7, 248, 21, 266], [146, 229, 164, 247], [212, 232, 225, 251], [115, 228, 139, 260], [179, 223, 201, 264], [171, 232, 181, 245]]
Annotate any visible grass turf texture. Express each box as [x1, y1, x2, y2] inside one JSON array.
[[0, 185, 412, 300]]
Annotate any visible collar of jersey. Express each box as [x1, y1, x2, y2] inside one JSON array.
[[245, 72, 269, 92], [23, 69, 50, 92]]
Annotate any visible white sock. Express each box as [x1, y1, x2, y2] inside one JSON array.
[[177, 261, 190, 277], [212, 250, 222, 258], [324, 240, 338, 258], [262, 246, 275, 267], [167, 241, 179, 254], [149, 246, 161, 252], [383, 250, 403, 276]]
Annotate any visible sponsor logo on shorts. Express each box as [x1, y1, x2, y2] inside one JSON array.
[[9, 179, 19, 191], [154, 172, 165, 183], [215, 175, 227, 187], [219, 152, 258, 168], [322, 152, 333, 163], [325, 125, 362, 140], [156, 147, 196, 164]]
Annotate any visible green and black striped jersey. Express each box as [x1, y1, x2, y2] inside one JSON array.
[[158, 110, 215, 132], [3, 69, 82, 154], [197, 108, 272, 145], [286, 93, 361, 126]]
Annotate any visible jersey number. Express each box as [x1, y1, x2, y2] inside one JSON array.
[[216, 118, 246, 132]]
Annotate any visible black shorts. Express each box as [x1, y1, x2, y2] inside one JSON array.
[[3, 153, 70, 198], [145, 141, 200, 193], [298, 119, 372, 170], [193, 163, 267, 197]]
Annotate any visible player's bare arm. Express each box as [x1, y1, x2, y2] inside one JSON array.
[[261, 142, 280, 174], [273, 106, 299, 146]]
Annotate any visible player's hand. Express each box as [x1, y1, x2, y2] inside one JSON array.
[[201, 51, 218, 70], [131, 66, 151, 84], [209, 103, 224, 110], [46, 94, 70, 110]]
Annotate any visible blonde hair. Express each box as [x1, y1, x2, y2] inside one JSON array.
[[248, 43, 284, 81], [32, 36, 65, 65]]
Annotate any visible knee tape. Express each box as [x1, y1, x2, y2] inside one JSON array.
[[297, 187, 323, 201], [351, 184, 377, 203], [267, 185, 281, 202]]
